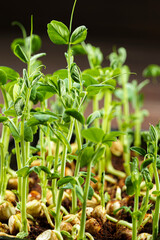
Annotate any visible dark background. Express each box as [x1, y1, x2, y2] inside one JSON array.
[[0, 0, 160, 128], [1, 0, 160, 40]]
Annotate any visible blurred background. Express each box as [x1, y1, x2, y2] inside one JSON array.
[[0, 0, 160, 129]]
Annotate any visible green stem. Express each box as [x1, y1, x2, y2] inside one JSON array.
[[20, 116, 28, 234], [52, 140, 60, 206], [72, 120, 82, 213], [137, 188, 149, 229], [121, 68, 130, 176], [78, 161, 92, 240], [132, 188, 139, 240], [0, 141, 5, 203], [15, 117, 22, 200], [102, 91, 126, 178], [69, 0, 77, 34], [55, 119, 75, 231], [93, 95, 99, 128], [152, 143, 160, 240], [134, 102, 141, 147]]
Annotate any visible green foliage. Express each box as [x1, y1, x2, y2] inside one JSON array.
[[70, 26, 87, 44], [47, 20, 69, 45], [81, 127, 104, 143]]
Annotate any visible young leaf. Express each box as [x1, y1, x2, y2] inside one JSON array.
[[88, 186, 94, 200], [0, 69, 7, 85], [14, 44, 28, 63], [79, 146, 94, 168], [24, 122, 33, 142], [65, 109, 85, 125], [0, 116, 8, 122], [16, 166, 30, 177], [47, 20, 69, 45], [81, 127, 104, 143], [0, 66, 19, 81], [92, 147, 105, 166], [125, 176, 135, 196], [14, 97, 25, 116], [140, 158, 153, 170], [87, 84, 115, 96], [70, 63, 80, 83], [57, 176, 76, 187], [149, 125, 158, 142], [82, 74, 98, 87], [75, 184, 84, 203], [130, 146, 146, 156], [51, 128, 72, 153], [86, 110, 103, 126], [8, 120, 21, 141], [23, 69, 30, 88], [70, 26, 87, 45]]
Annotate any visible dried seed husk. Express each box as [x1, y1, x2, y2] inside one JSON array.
[[26, 199, 43, 217], [87, 196, 99, 208], [4, 190, 16, 204], [60, 221, 72, 233], [85, 218, 101, 235], [91, 205, 106, 224], [36, 230, 58, 240], [110, 140, 123, 156], [78, 207, 93, 219], [28, 190, 41, 202], [137, 233, 152, 240], [63, 214, 80, 225], [106, 200, 121, 215], [8, 213, 22, 235], [0, 222, 9, 233], [0, 202, 16, 221]]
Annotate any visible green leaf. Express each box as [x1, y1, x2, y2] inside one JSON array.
[[0, 69, 7, 85], [88, 186, 94, 200], [130, 146, 146, 156], [82, 74, 98, 88], [14, 44, 28, 63], [79, 146, 94, 168], [8, 120, 21, 141], [51, 128, 72, 153], [16, 166, 30, 177], [47, 20, 69, 45], [92, 147, 105, 166], [0, 116, 8, 122], [65, 109, 85, 125], [143, 64, 160, 78], [149, 125, 158, 142], [82, 127, 104, 143], [14, 97, 25, 116], [75, 184, 84, 203], [31, 74, 43, 87], [125, 176, 135, 196], [57, 176, 76, 187], [70, 26, 87, 44], [0, 66, 19, 81], [87, 84, 115, 96], [70, 63, 80, 83], [23, 68, 30, 88], [156, 158, 160, 169], [141, 158, 153, 170], [102, 131, 124, 145], [37, 83, 57, 94], [71, 44, 87, 55], [87, 110, 103, 126], [53, 69, 68, 80], [24, 121, 33, 142], [28, 112, 58, 126]]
